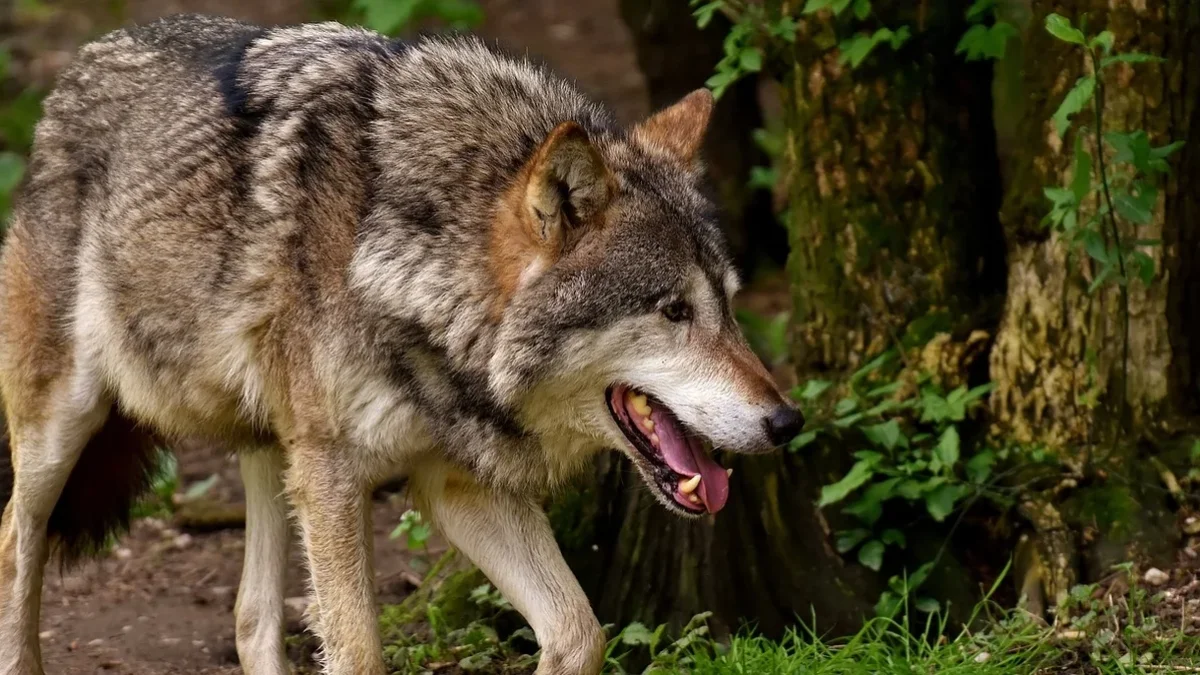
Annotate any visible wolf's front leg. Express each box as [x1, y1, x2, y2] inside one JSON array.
[[414, 467, 605, 675], [285, 445, 384, 675]]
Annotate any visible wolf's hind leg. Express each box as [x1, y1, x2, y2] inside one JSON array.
[[413, 466, 605, 675], [236, 447, 292, 675], [0, 374, 108, 675]]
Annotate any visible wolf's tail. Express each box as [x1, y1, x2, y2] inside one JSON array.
[[0, 408, 162, 564]]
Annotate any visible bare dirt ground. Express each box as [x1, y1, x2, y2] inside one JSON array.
[[29, 0, 649, 672]]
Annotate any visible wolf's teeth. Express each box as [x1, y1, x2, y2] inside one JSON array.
[[649, 433, 660, 446], [642, 418, 654, 431], [726, 468, 733, 477], [687, 494, 701, 504], [629, 392, 652, 416], [679, 474, 701, 494]]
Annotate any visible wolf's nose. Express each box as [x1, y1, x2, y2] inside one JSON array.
[[764, 406, 806, 447]]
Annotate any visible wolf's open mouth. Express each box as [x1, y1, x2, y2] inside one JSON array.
[[606, 384, 729, 514]]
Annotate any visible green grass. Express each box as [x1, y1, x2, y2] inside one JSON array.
[[374, 559, 1200, 675]]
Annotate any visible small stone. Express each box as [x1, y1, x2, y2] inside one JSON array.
[[192, 640, 205, 647], [974, 651, 991, 663], [160, 637, 181, 646], [122, 625, 132, 634], [87, 638, 105, 647], [114, 547, 133, 560], [38, 630, 54, 640], [1144, 567, 1169, 586], [1183, 516, 1200, 535], [173, 534, 193, 549]]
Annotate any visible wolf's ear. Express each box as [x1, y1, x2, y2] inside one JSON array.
[[524, 121, 612, 251], [632, 88, 713, 163]]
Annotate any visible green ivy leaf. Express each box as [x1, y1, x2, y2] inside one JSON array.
[[858, 539, 885, 571], [1129, 249, 1156, 285], [1100, 52, 1164, 68], [789, 430, 819, 451], [1089, 30, 1115, 54], [739, 47, 764, 72], [1081, 229, 1109, 264], [1044, 186, 1077, 206], [881, 528, 906, 548], [915, 596, 940, 613], [1088, 264, 1114, 293], [966, 450, 996, 484], [853, 0, 871, 20], [1114, 189, 1154, 225], [862, 419, 904, 451], [796, 379, 833, 400], [620, 622, 654, 646], [1052, 75, 1095, 137], [875, 590, 901, 618], [836, 528, 872, 553], [956, 22, 1017, 61], [1044, 13, 1086, 45], [964, 0, 995, 22], [925, 484, 969, 521], [692, 1, 722, 29], [935, 427, 960, 468], [771, 17, 799, 43], [818, 460, 875, 506], [896, 479, 924, 500], [802, 0, 834, 13], [835, 397, 859, 416]]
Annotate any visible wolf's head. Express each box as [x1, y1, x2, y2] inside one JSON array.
[[489, 90, 805, 517]]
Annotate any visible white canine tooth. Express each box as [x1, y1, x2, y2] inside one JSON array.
[[726, 468, 733, 478], [679, 475, 701, 494], [649, 433, 660, 446], [688, 494, 701, 504]]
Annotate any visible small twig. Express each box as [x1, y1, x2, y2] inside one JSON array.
[[1088, 48, 1130, 431]]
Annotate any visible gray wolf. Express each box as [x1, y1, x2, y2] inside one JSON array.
[[0, 14, 805, 675]]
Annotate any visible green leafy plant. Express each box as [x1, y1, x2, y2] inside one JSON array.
[[390, 508, 434, 573], [792, 348, 999, 613], [956, 0, 1017, 61], [0, 47, 46, 224], [350, 0, 483, 35], [129, 449, 180, 519], [1041, 13, 1184, 413]]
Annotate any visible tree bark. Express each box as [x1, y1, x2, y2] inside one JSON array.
[[988, 0, 1200, 606], [618, 0, 785, 274], [783, 2, 1007, 375]]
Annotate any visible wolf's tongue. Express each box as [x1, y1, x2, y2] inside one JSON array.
[[648, 408, 729, 513]]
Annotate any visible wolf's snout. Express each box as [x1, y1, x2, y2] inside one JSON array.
[[763, 406, 806, 447]]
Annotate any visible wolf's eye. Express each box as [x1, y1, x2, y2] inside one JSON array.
[[662, 300, 693, 322]]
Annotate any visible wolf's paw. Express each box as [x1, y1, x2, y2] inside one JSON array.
[[535, 620, 605, 675]]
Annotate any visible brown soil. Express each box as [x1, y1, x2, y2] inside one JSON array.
[[26, 1, 649, 673], [38, 444, 441, 674]]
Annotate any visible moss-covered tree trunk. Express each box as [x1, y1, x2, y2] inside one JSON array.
[[783, 4, 1007, 374], [556, 1, 1007, 638], [988, 0, 1200, 612]]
